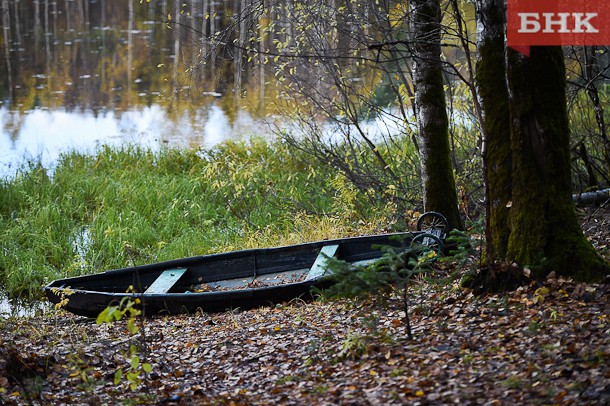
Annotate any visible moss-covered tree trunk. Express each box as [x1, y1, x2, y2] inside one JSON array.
[[411, 0, 463, 230], [475, 0, 511, 266], [506, 46, 608, 280], [473, 5, 609, 287]]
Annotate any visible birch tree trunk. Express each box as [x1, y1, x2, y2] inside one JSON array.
[[411, 0, 463, 230]]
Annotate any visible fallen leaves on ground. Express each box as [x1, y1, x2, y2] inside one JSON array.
[[0, 207, 608, 405], [1, 277, 608, 405], [580, 206, 610, 259]]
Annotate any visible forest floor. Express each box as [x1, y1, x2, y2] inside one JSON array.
[[0, 207, 609, 405]]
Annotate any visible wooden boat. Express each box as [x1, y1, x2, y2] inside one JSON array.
[[45, 232, 430, 318]]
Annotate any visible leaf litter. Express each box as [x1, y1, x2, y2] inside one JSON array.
[[0, 207, 608, 405]]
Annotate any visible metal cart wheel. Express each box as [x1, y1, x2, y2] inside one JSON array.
[[416, 211, 449, 233], [410, 232, 444, 256]]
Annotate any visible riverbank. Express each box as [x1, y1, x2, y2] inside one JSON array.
[[0, 140, 404, 300], [1, 207, 608, 405]]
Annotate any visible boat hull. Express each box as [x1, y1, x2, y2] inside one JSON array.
[[45, 232, 416, 318]]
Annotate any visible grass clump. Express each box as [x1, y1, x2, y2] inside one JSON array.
[[0, 138, 396, 299]]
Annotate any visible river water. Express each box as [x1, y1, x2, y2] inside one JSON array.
[[0, 103, 271, 178], [0, 292, 49, 317], [0, 0, 274, 179]]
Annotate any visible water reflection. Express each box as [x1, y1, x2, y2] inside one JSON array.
[[0, 103, 269, 177], [0, 291, 49, 318], [0, 1, 273, 178]]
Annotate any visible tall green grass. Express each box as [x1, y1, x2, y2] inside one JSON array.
[[0, 138, 398, 299]]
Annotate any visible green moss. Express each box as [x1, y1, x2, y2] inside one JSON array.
[[477, 31, 512, 263], [505, 47, 610, 281]]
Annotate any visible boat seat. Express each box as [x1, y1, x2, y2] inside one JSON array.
[[145, 268, 187, 294], [305, 245, 339, 281]]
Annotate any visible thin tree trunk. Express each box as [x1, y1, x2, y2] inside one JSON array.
[[35, 0, 41, 31], [201, 0, 208, 83], [44, 0, 52, 85], [149, 0, 156, 23], [191, 0, 199, 70], [83, 0, 89, 27], [64, 0, 71, 33], [209, 0, 216, 78], [583, 46, 610, 181], [52, 0, 57, 38], [13, 0, 21, 45], [100, 0, 106, 103], [234, 0, 247, 97], [76, 0, 85, 30], [147, 0, 155, 60], [258, 0, 265, 114], [576, 141, 598, 188], [411, 0, 463, 230], [2, 0, 13, 103], [173, 0, 180, 98], [34, 0, 41, 51], [128, 0, 133, 99]]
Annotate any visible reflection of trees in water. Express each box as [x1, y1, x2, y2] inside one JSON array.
[[0, 0, 274, 121], [2, 0, 14, 103], [2, 108, 25, 143], [0, 0, 416, 127]]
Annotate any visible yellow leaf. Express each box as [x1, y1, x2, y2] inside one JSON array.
[[415, 390, 424, 397], [10, 391, 20, 397]]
